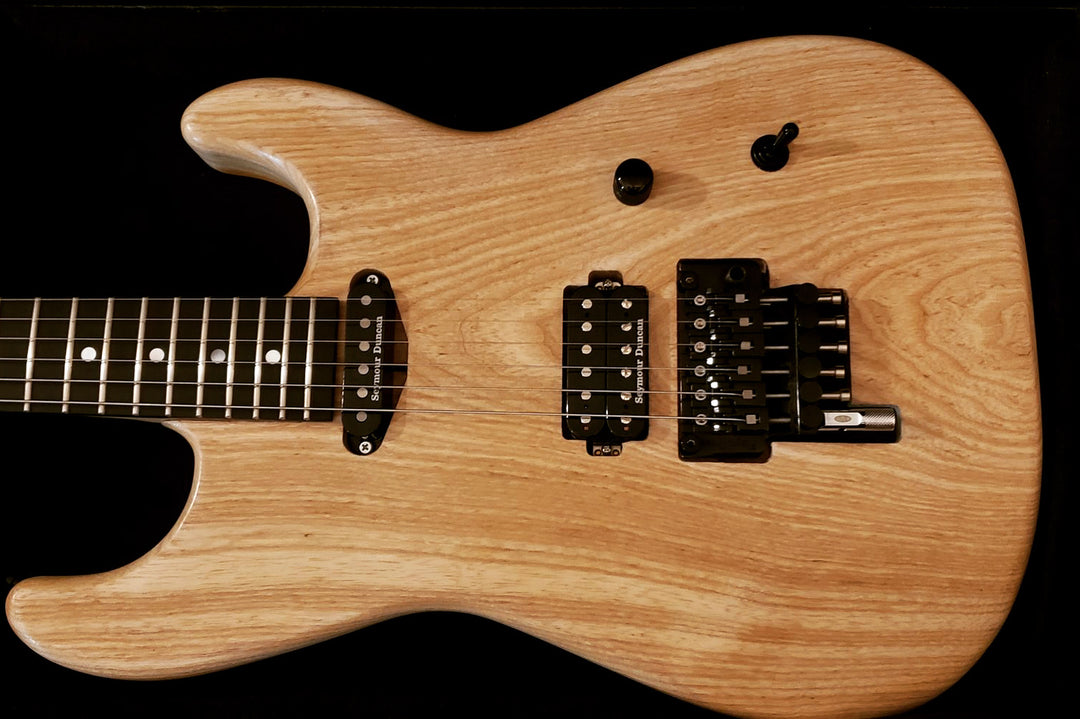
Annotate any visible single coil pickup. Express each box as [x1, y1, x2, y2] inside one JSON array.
[[562, 272, 649, 456], [676, 259, 899, 462], [342, 270, 408, 456]]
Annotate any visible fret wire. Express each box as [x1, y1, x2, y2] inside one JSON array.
[[62, 298, 78, 414], [97, 298, 114, 414], [279, 297, 292, 420], [304, 297, 315, 421], [253, 297, 266, 420], [226, 297, 239, 419], [165, 297, 180, 418], [133, 298, 148, 416], [23, 298, 40, 412], [196, 297, 211, 419]]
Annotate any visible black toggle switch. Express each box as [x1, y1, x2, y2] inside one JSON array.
[[751, 122, 799, 172]]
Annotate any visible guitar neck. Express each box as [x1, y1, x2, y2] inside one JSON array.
[[0, 296, 339, 420]]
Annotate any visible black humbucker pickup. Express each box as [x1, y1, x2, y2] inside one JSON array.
[[676, 259, 899, 462], [562, 271, 649, 456]]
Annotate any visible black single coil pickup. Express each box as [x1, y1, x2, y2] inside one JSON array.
[[341, 270, 408, 455], [676, 259, 899, 462], [562, 271, 649, 456]]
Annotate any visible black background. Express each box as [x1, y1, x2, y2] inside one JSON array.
[[0, 4, 1074, 717]]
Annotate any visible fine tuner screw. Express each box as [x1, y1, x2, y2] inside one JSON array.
[[751, 122, 799, 172]]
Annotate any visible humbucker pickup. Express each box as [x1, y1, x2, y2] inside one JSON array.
[[562, 272, 649, 456], [676, 259, 899, 462]]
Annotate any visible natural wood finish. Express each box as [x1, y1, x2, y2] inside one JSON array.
[[6, 36, 1040, 719]]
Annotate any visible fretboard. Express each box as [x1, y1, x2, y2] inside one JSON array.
[[0, 297, 339, 421]]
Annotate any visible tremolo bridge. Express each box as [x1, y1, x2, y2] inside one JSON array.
[[675, 259, 899, 461]]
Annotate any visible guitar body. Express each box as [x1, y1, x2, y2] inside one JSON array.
[[5, 36, 1039, 719]]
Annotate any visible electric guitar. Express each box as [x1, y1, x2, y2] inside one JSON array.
[[2, 36, 1040, 719]]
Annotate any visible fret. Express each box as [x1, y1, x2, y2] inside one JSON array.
[[132, 297, 149, 415], [24, 299, 40, 411], [283, 298, 312, 421], [68, 299, 108, 414], [61, 298, 79, 413], [199, 299, 233, 419], [172, 299, 205, 418], [196, 297, 210, 418], [30, 299, 73, 412], [230, 298, 261, 420], [165, 297, 181, 417], [137, 298, 174, 416], [98, 298, 115, 414], [257, 298, 286, 418], [225, 297, 239, 419], [304, 297, 316, 420], [105, 298, 141, 416], [251, 298, 267, 419], [278, 297, 293, 420]]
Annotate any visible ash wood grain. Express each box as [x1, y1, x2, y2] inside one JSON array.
[[5, 36, 1040, 719]]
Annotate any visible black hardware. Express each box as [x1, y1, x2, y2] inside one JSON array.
[[676, 259, 899, 462], [341, 270, 408, 455], [613, 158, 654, 205], [751, 122, 799, 172], [563, 271, 649, 456]]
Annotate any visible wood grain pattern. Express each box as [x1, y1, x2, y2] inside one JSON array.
[[5, 36, 1039, 719]]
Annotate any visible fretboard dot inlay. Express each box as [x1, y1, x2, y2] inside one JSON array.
[[149, 347, 165, 362], [265, 349, 281, 364], [210, 348, 226, 364], [80, 346, 97, 362]]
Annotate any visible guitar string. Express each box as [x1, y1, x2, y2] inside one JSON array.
[[0, 375, 785, 399], [0, 296, 792, 328], [0, 397, 758, 424], [0, 335, 790, 347], [0, 293, 768, 302], [0, 357, 797, 374]]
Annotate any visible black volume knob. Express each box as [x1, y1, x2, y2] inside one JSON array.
[[751, 122, 799, 172], [613, 158, 653, 205]]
